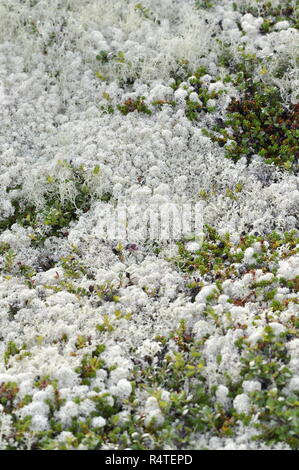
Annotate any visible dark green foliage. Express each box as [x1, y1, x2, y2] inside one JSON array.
[[234, 0, 299, 31], [237, 326, 299, 449], [75, 345, 106, 386], [0, 199, 36, 234], [117, 96, 152, 115], [0, 162, 111, 245], [170, 226, 299, 279], [171, 65, 224, 121], [0, 382, 19, 413], [205, 49, 299, 171], [195, 0, 215, 9], [96, 50, 125, 64], [210, 84, 299, 170]]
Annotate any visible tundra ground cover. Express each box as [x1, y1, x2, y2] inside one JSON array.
[[0, 0, 298, 450]]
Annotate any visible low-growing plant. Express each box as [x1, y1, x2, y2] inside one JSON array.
[[4, 341, 29, 367], [134, 3, 158, 22], [195, 0, 215, 9], [96, 50, 125, 64], [233, 0, 299, 31], [236, 325, 299, 449], [0, 382, 19, 413], [117, 96, 152, 115], [205, 77, 298, 170], [171, 65, 225, 121], [0, 162, 112, 246]]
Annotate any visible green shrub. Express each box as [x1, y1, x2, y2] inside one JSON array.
[[117, 96, 152, 115], [207, 74, 299, 170], [233, 0, 299, 31], [0, 162, 111, 245]]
